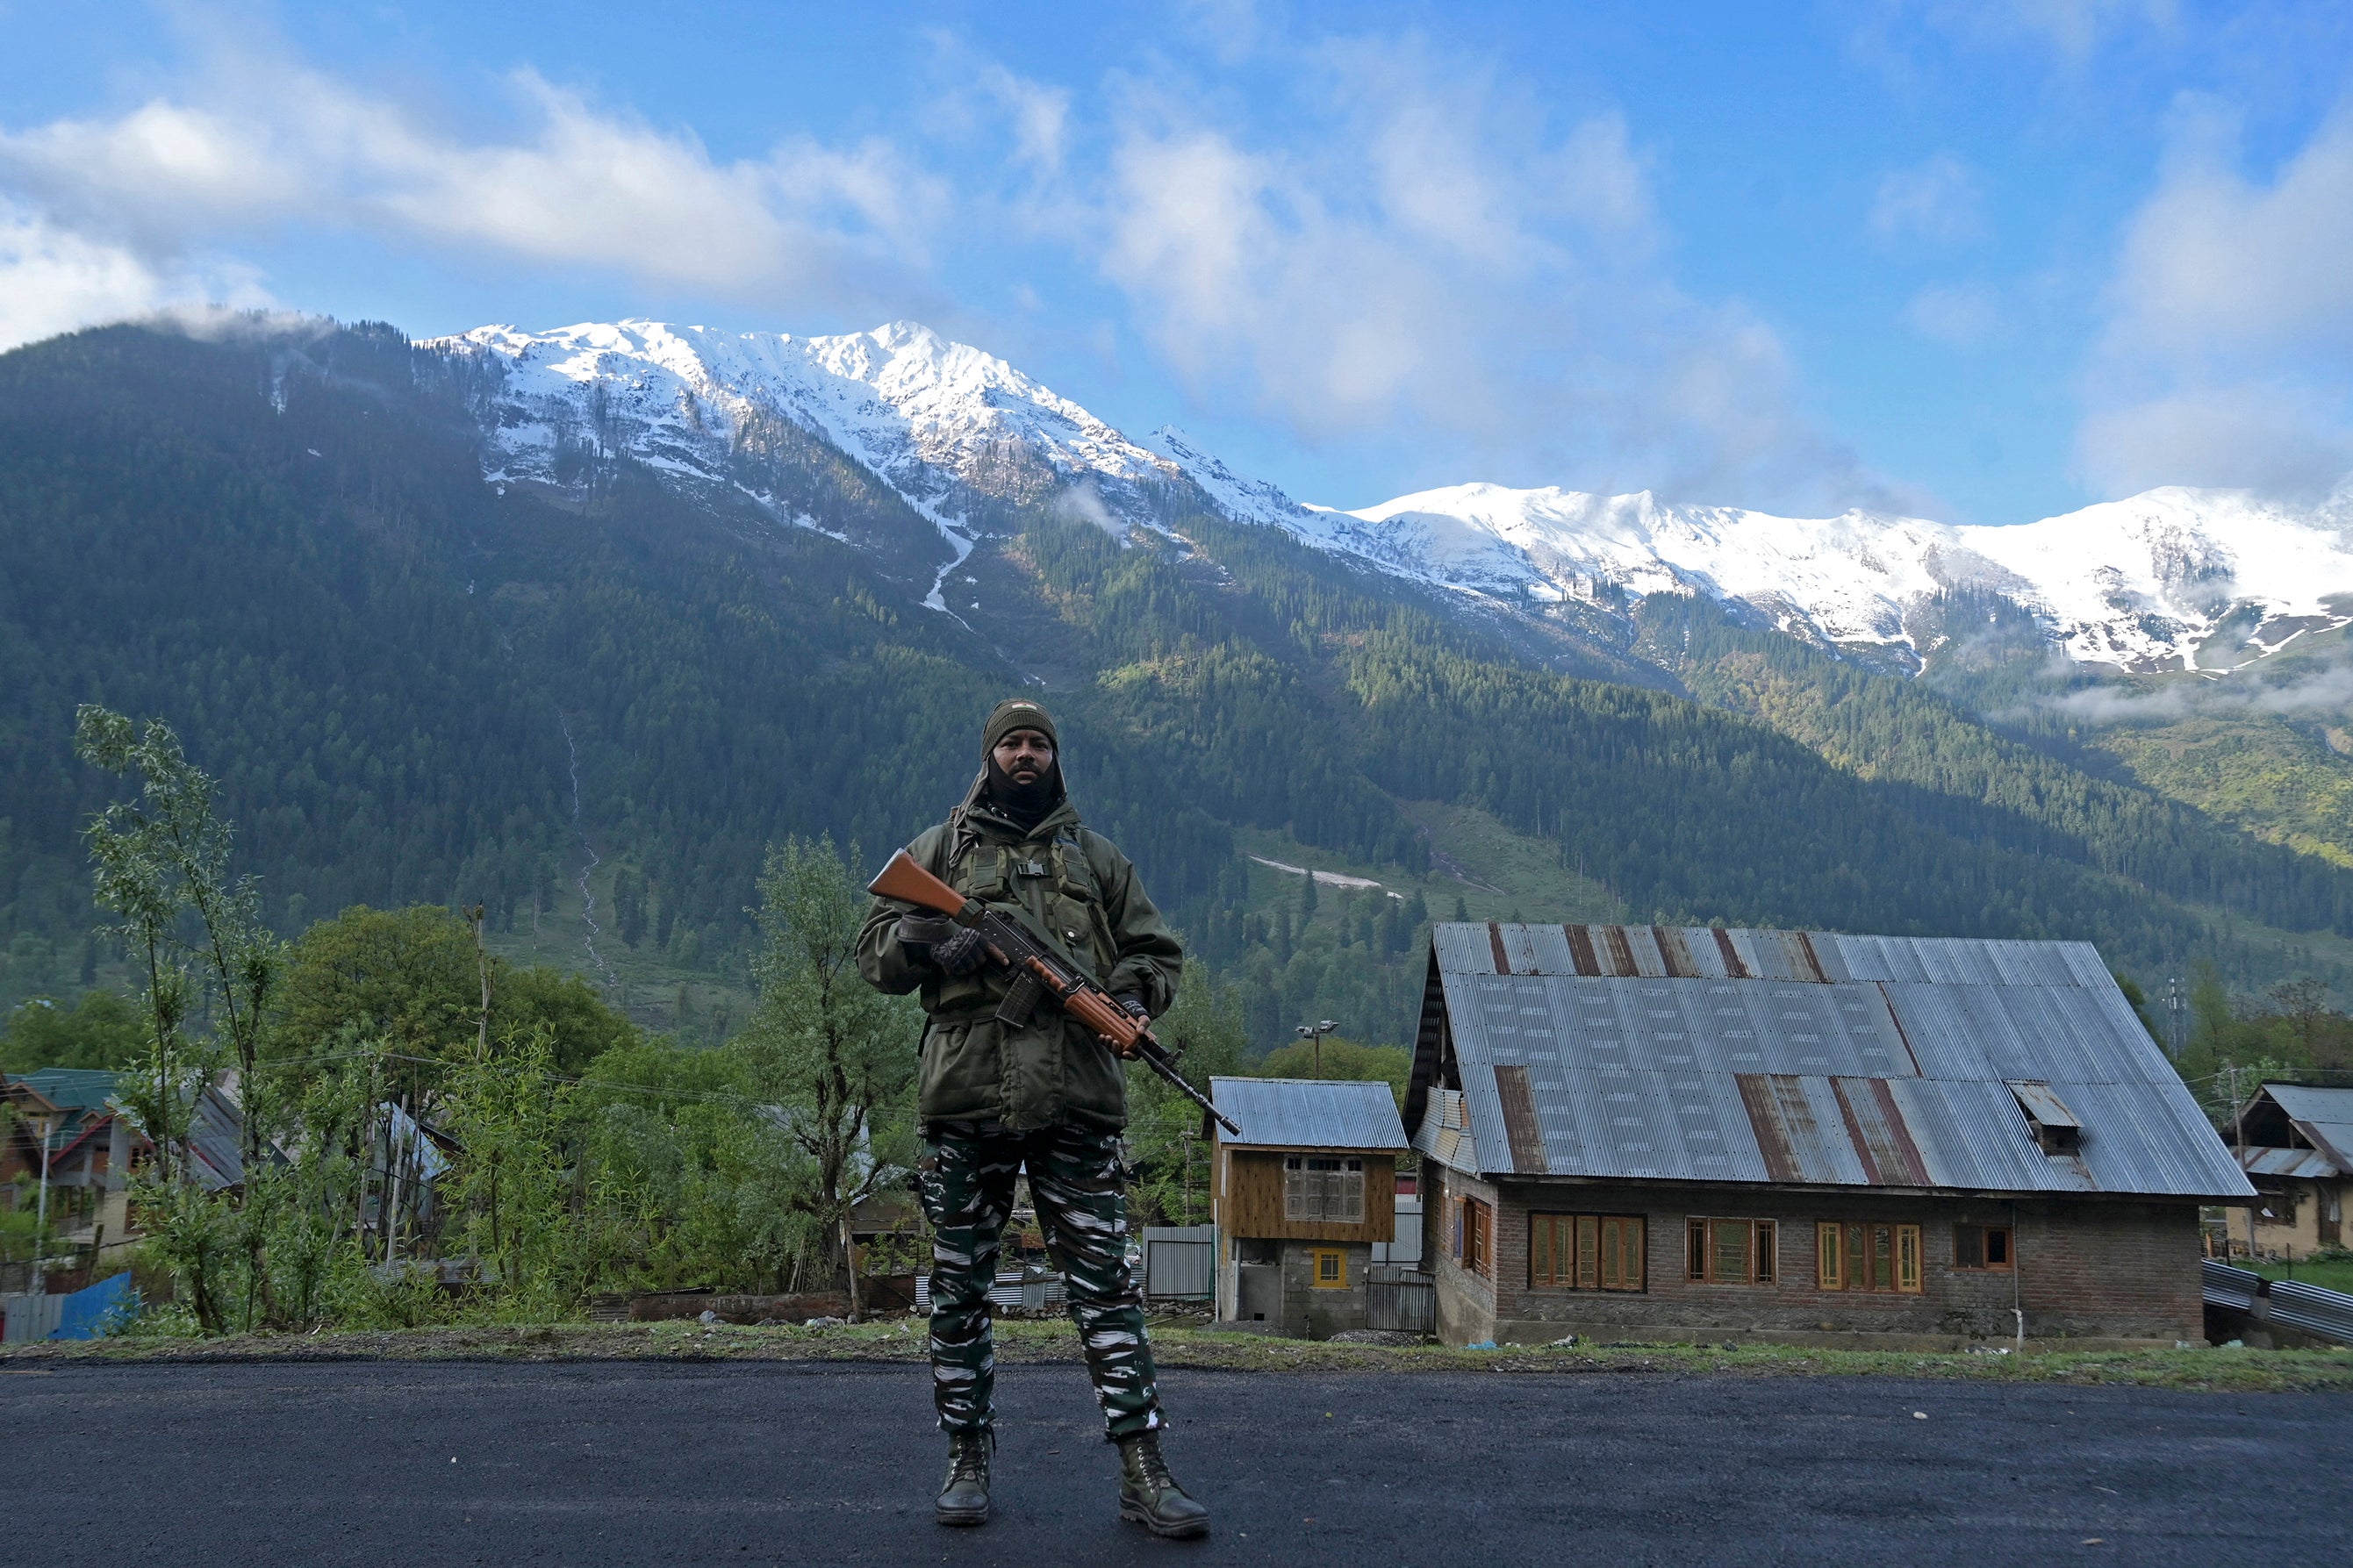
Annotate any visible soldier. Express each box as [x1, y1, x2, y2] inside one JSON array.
[[857, 698, 1209, 1538]]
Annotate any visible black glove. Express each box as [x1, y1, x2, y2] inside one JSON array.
[[896, 913, 986, 977], [934, 927, 987, 978]]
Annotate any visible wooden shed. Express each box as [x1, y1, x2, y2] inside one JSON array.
[[1207, 1078, 1410, 1338]]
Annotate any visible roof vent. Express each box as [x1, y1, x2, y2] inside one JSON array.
[[2007, 1080, 2082, 1156]]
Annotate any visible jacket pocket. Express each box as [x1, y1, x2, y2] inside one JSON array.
[[920, 1020, 1000, 1119]]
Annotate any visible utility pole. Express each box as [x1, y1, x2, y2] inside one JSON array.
[[30, 1110, 59, 1296], [2227, 1063, 2256, 1259], [2165, 974, 2184, 1059], [1295, 1020, 1339, 1077]]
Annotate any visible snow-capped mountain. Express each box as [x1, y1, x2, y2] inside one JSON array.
[[436, 319, 1187, 527], [430, 318, 2353, 677], [1307, 483, 2353, 673]]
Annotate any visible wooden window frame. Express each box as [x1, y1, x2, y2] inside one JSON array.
[[1685, 1218, 1777, 1285], [1283, 1155, 1366, 1225], [1529, 1213, 1647, 1292], [1818, 1221, 1925, 1294], [1951, 1223, 2013, 1271], [1310, 1247, 1349, 1290], [1459, 1196, 1493, 1279]]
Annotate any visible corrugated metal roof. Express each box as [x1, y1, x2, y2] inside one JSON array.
[[2240, 1146, 2341, 1179], [2263, 1084, 2353, 1171], [1209, 1078, 1409, 1150], [1414, 922, 2250, 1199]]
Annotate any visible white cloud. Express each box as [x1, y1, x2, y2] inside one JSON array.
[[2111, 106, 2353, 357], [1870, 154, 1984, 246], [0, 204, 169, 349], [0, 199, 273, 351], [2079, 103, 2353, 496], [1094, 38, 1892, 511], [0, 55, 943, 327]]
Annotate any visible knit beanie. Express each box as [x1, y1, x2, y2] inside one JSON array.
[[981, 698, 1058, 757]]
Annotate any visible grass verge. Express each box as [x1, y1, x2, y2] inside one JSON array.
[[5, 1318, 2351, 1393]]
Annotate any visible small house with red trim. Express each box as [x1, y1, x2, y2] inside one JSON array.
[[1406, 922, 2252, 1350]]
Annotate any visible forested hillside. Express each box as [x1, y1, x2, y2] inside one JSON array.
[[4, 319, 2348, 1050]]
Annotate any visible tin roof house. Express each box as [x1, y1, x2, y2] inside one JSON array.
[[2225, 1084, 2353, 1258], [1406, 922, 2253, 1350], [1207, 1078, 1410, 1339]]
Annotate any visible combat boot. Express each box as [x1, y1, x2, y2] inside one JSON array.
[[936, 1430, 992, 1526], [1115, 1429, 1209, 1539]]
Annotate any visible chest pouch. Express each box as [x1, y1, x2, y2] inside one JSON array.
[[953, 842, 1013, 902]]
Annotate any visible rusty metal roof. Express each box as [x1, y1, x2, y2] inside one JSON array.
[[1410, 924, 2251, 1200], [1209, 1077, 1410, 1151]]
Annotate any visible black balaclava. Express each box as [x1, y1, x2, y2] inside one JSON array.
[[978, 698, 1064, 833]]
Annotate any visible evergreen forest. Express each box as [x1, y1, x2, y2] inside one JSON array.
[[5, 317, 2353, 1064]]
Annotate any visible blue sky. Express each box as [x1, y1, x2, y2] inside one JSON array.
[[2, 2, 2349, 524]]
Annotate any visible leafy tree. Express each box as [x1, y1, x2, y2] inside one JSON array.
[[735, 837, 921, 1317], [1249, 1036, 1413, 1106], [273, 903, 638, 1072], [1123, 977, 1250, 1228], [1, 990, 146, 1071], [75, 704, 282, 1328]]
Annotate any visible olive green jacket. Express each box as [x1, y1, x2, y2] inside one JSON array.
[[857, 779, 1181, 1133]]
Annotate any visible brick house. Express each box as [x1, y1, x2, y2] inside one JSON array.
[[1406, 923, 2253, 1350]]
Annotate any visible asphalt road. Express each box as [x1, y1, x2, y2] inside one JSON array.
[[4, 1358, 2346, 1565]]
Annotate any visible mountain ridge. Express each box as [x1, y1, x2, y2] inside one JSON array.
[[429, 317, 2353, 682]]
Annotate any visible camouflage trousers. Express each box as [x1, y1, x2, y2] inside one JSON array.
[[917, 1119, 1164, 1441]]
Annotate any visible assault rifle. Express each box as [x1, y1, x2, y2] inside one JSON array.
[[869, 849, 1242, 1137]]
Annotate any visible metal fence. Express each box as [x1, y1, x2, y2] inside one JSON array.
[[1142, 1226, 1216, 1300], [1, 1291, 64, 1343], [2201, 1258, 2353, 1347], [2, 1273, 135, 1343], [913, 1267, 1066, 1314], [1367, 1272, 1433, 1334], [2270, 1279, 2353, 1345], [2201, 1259, 2262, 1313]]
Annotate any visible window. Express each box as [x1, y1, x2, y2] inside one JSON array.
[[1952, 1224, 2013, 1271], [1816, 1222, 1924, 1293], [1530, 1214, 1646, 1292], [1284, 1156, 1366, 1224], [1457, 1196, 1493, 1278], [1310, 1248, 1348, 1289], [1686, 1219, 1776, 1285]]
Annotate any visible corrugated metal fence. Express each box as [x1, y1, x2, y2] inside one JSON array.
[[1141, 1226, 1215, 1300], [2202, 1260, 2353, 1346], [2, 1273, 136, 1342]]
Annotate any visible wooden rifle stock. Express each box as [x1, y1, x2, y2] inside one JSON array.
[[867, 849, 969, 918], [868, 848, 1241, 1135]]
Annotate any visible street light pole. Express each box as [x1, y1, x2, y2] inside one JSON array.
[[1295, 1019, 1340, 1077]]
